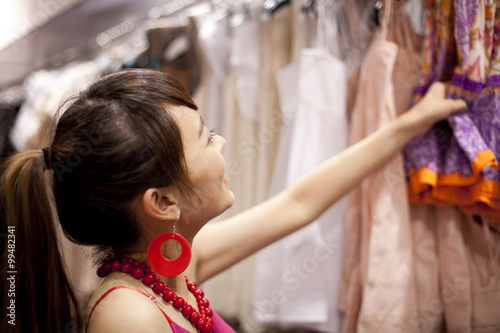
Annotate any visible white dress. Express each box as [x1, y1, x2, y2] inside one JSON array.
[[254, 4, 348, 329]]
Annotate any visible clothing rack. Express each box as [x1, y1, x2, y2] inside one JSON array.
[[0, 0, 287, 93], [149, 0, 207, 19], [0, 0, 86, 54], [0, 18, 139, 92], [0, 0, 207, 92]]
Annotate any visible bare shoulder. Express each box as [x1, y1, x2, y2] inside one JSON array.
[[86, 283, 172, 333]]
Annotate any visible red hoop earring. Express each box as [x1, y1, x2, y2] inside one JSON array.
[[147, 232, 192, 277]]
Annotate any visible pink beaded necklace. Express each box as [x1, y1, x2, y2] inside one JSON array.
[[97, 258, 214, 333]]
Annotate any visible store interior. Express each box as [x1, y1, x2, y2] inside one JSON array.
[[1, 0, 500, 332]]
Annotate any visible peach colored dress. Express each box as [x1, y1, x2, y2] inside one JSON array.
[[339, 1, 421, 331]]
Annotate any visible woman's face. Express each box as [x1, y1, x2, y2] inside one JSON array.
[[172, 106, 234, 225]]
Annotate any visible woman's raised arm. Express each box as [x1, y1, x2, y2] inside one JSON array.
[[193, 82, 467, 283]]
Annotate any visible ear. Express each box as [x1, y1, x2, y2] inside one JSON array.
[[141, 188, 180, 221]]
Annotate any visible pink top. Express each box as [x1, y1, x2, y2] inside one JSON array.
[[86, 286, 236, 333]]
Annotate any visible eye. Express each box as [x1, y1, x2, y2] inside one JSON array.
[[208, 129, 216, 144]]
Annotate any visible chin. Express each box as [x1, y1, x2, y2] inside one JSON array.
[[220, 194, 235, 213], [227, 190, 235, 205], [210, 190, 234, 218], [224, 196, 235, 210]]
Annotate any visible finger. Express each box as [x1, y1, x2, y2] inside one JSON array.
[[429, 81, 447, 96], [450, 99, 468, 112]]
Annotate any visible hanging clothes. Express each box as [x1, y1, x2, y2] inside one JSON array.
[[254, 1, 348, 331], [254, 2, 293, 204], [134, 16, 203, 95], [0, 85, 23, 163], [462, 215, 500, 331], [408, 205, 444, 332], [10, 61, 100, 151], [231, 13, 261, 124], [198, 7, 283, 332], [339, 1, 423, 332], [9, 70, 59, 152], [404, 0, 500, 221], [198, 11, 231, 133], [409, 204, 500, 332]]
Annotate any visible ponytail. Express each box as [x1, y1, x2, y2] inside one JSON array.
[[1, 151, 79, 332]]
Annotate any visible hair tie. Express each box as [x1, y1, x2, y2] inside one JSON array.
[[42, 147, 51, 170]]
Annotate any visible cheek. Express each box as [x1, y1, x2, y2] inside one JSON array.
[[192, 170, 223, 199], [187, 153, 226, 200], [201, 178, 221, 196], [216, 155, 226, 178]]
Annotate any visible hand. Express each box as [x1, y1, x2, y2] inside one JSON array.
[[404, 82, 468, 136]]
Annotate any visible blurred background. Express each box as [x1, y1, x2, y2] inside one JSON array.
[[2, 1, 499, 333]]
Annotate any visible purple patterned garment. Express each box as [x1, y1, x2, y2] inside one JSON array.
[[404, 0, 500, 218]]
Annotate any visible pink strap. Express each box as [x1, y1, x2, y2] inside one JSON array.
[[348, 0, 358, 47], [85, 286, 173, 332], [380, 0, 392, 41], [386, 0, 418, 53]]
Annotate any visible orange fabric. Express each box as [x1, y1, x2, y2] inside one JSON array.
[[409, 150, 498, 188], [408, 150, 500, 221]]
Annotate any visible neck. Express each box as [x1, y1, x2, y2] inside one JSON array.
[[96, 257, 215, 332], [115, 249, 188, 291]]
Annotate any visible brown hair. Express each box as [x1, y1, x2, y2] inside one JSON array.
[[0, 69, 198, 332]]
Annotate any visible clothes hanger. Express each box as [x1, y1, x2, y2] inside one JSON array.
[[262, 0, 291, 16], [370, 0, 383, 27], [301, 0, 316, 14], [228, 0, 257, 28]]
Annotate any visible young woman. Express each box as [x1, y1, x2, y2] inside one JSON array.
[[0, 69, 466, 333]]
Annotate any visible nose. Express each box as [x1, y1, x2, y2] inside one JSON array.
[[215, 135, 225, 152]]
